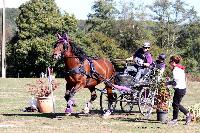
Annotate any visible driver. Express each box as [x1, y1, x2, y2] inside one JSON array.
[[133, 41, 153, 84]]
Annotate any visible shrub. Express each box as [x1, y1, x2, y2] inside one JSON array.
[[26, 79, 60, 97]]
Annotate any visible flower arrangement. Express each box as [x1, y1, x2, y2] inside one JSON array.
[[26, 79, 60, 97], [188, 103, 200, 122], [155, 80, 172, 112]]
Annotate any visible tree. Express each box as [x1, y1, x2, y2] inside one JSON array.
[[113, 0, 155, 52], [16, 0, 63, 39], [86, 0, 117, 36], [178, 21, 200, 71], [149, 0, 197, 49], [61, 12, 78, 34], [83, 31, 129, 70], [7, 0, 78, 77]]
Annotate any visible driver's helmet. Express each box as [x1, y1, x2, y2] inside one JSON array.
[[158, 53, 166, 60], [143, 42, 151, 48]]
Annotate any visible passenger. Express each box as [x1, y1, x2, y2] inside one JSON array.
[[153, 53, 166, 80], [133, 41, 153, 84]]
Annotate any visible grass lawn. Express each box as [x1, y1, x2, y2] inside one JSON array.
[[0, 78, 199, 133]]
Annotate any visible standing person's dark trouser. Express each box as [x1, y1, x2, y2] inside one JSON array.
[[172, 88, 189, 120]]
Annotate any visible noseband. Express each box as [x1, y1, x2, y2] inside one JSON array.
[[56, 40, 79, 58], [63, 40, 68, 51]]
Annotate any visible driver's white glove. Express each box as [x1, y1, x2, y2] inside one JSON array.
[[143, 63, 150, 67]]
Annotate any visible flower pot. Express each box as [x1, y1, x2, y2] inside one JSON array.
[[37, 96, 55, 113], [157, 110, 168, 122]]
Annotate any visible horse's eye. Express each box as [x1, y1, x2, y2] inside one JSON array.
[[53, 44, 56, 48], [53, 42, 58, 48]]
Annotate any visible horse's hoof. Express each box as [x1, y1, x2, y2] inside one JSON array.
[[65, 107, 72, 114], [84, 107, 90, 114], [72, 103, 77, 107], [65, 112, 71, 116], [103, 110, 111, 118]]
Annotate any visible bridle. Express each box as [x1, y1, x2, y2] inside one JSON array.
[[55, 39, 78, 59]]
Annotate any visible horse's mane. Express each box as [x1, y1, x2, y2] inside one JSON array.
[[71, 42, 89, 62], [57, 35, 98, 61]]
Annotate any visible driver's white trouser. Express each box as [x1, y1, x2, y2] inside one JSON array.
[[134, 68, 150, 83]]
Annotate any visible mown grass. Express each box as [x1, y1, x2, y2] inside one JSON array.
[[0, 78, 199, 133]]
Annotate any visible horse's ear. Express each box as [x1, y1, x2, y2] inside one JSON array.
[[56, 33, 62, 39], [63, 33, 69, 41]]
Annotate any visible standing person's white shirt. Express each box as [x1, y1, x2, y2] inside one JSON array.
[[173, 66, 186, 89]]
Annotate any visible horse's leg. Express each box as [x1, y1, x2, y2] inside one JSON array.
[[65, 78, 86, 114], [104, 86, 117, 116], [84, 87, 97, 114], [89, 88, 97, 103], [64, 84, 75, 114]]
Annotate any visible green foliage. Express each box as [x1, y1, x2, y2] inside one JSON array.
[[6, 0, 78, 77], [3, 0, 200, 77], [150, 44, 163, 59], [16, 0, 62, 39], [7, 34, 56, 77], [72, 31, 129, 59], [86, 32, 129, 59], [182, 57, 198, 73], [69, 31, 129, 70], [86, 0, 116, 35], [61, 12, 78, 33], [178, 22, 200, 69], [149, 0, 196, 49]]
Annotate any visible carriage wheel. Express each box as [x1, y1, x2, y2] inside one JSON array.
[[138, 87, 155, 117], [100, 90, 117, 114], [120, 93, 135, 113]]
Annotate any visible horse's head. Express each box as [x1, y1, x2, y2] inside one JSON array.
[[52, 33, 73, 60]]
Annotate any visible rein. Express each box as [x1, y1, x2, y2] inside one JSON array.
[[64, 56, 79, 58]]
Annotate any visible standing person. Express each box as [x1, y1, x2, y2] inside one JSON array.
[[167, 55, 192, 126], [133, 41, 153, 84]]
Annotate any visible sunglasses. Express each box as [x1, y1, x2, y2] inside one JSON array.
[[143, 47, 150, 49]]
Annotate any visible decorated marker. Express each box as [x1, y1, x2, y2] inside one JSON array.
[[47, 67, 55, 114]]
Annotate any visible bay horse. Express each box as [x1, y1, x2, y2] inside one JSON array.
[[52, 33, 116, 114]]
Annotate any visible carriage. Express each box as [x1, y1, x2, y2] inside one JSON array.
[[99, 60, 163, 117], [52, 33, 169, 117]]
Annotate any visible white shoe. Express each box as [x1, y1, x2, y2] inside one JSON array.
[[103, 110, 111, 118], [84, 102, 92, 114], [84, 106, 89, 114], [167, 119, 178, 126]]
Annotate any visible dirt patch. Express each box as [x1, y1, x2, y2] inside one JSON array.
[[186, 74, 200, 82], [0, 119, 37, 127]]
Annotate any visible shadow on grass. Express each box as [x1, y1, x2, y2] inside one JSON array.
[[115, 117, 161, 124], [1, 109, 103, 119], [109, 111, 162, 124], [1, 109, 159, 123], [2, 113, 66, 119]]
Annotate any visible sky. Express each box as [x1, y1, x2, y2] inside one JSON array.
[[0, 0, 94, 19], [0, 0, 200, 20]]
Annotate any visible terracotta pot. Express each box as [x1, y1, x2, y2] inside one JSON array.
[[37, 96, 55, 113]]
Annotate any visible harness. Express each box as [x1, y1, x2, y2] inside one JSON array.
[[59, 38, 113, 82], [65, 58, 99, 80]]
